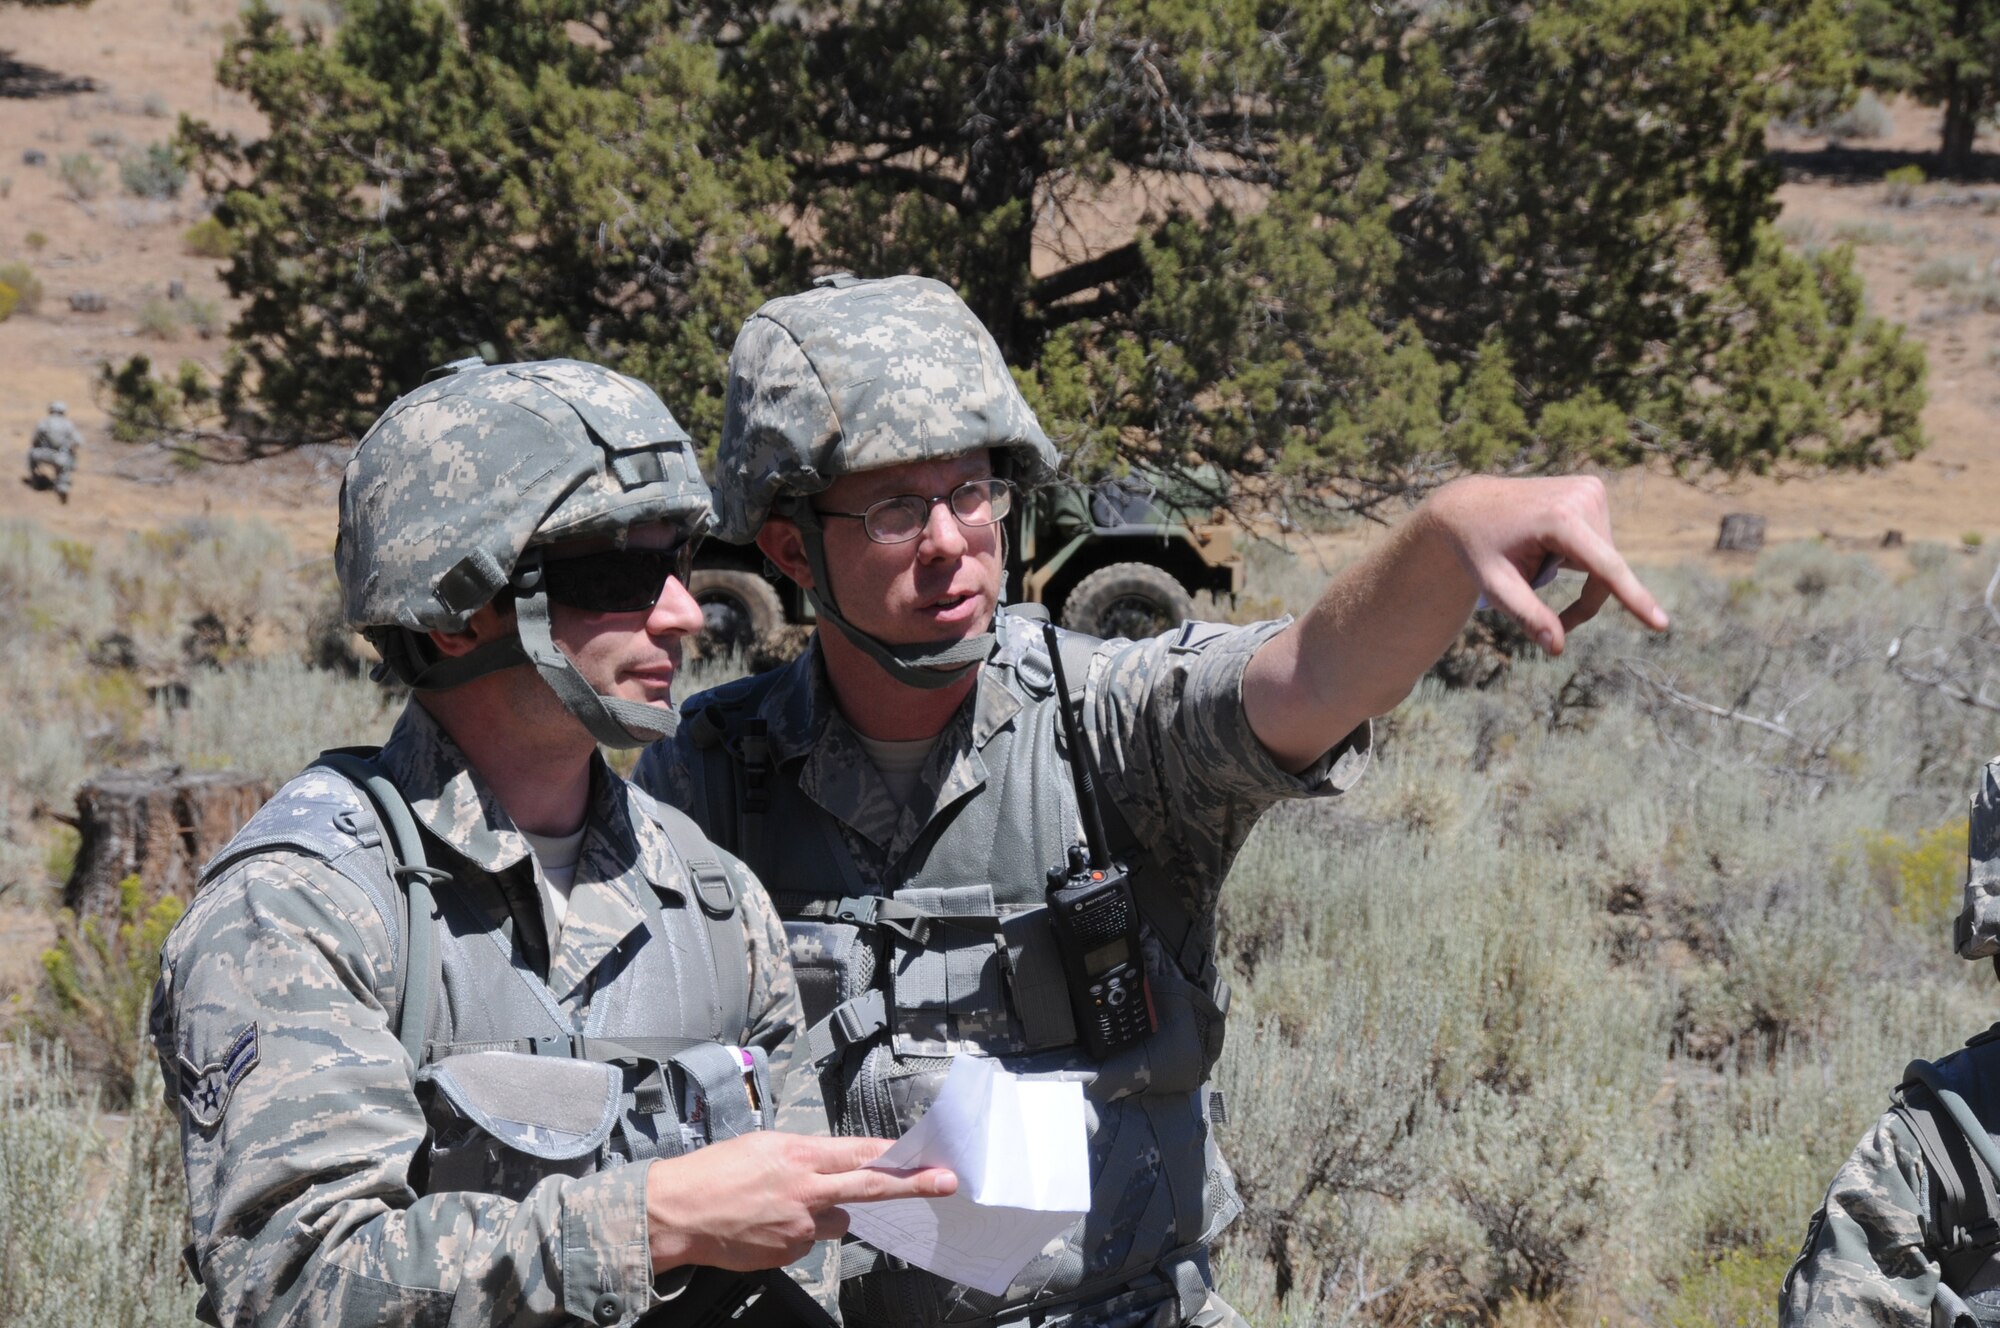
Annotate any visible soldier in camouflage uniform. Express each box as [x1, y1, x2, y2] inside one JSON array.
[[149, 360, 953, 1328], [26, 399, 80, 502], [634, 275, 1667, 1328], [1783, 760, 2000, 1328]]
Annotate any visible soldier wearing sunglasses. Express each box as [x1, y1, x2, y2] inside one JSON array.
[[149, 360, 953, 1328], [635, 275, 1667, 1328]]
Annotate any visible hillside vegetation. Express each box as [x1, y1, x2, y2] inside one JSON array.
[[4, 521, 1999, 1324]]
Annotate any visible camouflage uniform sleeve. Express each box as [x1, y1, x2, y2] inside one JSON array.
[[151, 855, 658, 1328], [1087, 618, 1371, 922], [1780, 1111, 1942, 1328]]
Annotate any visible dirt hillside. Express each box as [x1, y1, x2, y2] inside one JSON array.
[[0, 5, 1994, 567]]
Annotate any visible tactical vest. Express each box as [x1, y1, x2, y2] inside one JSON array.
[[682, 617, 1239, 1327], [195, 750, 820, 1327], [1885, 1026, 2000, 1327]]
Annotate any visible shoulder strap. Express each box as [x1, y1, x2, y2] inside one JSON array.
[[650, 799, 753, 1037], [309, 748, 448, 1068], [1896, 1054, 2000, 1263], [1044, 625, 1216, 984], [684, 671, 788, 858]]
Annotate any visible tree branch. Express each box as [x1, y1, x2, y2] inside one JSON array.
[[1031, 242, 1145, 306], [793, 156, 966, 206]]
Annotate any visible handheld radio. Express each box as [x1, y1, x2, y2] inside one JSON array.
[[1041, 621, 1155, 1059]]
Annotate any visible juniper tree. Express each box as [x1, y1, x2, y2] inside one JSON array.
[[135, 0, 1926, 499], [173, 0, 792, 442], [1850, 0, 2000, 175]]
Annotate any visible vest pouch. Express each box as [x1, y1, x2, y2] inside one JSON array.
[[887, 884, 1019, 1057], [417, 1052, 622, 1202], [786, 920, 875, 1030], [1086, 933, 1226, 1101], [999, 904, 1079, 1051]]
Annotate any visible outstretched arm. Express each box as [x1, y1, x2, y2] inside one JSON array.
[[1243, 475, 1669, 771]]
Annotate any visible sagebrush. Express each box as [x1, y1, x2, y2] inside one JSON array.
[[6, 523, 2000, 1325]]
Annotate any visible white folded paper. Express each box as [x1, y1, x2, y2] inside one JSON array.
[[840, 1054, 1091, 1296]]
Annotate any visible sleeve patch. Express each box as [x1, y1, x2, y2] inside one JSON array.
[[177, 1023, 260, 1130]]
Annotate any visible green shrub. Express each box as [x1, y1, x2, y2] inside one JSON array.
[[22, 230, 46, 253], [0, 263, 43, 315], [0, 1039, 200, 1325], [184, 295, 223, 338], [0, 284, 17, 324], [182, 215, 236, 259], [1825, 90, 1894, 141], [135, 296, 181, 341], [42, 824, 78, 886], [1663, 1245, 1798, 1328], [30, 875, 184, 1108], [1863, 820, 1969, 930], [1831, 220, 1895, 246], [1914, 256, 1977, 290], [118, 142, 187, 200], [55, 152, 102, 202], [1884, 164, 1926, 207]]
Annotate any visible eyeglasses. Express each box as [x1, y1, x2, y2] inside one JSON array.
[[538, 537, 699, 613], [813, 478, 1013, 545]]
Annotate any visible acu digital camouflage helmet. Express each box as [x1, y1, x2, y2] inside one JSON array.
[[337, 359, 711, 747], [712, 273, 1060, 687]]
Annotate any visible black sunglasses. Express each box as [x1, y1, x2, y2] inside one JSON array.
[[539, 538, 699, 613]]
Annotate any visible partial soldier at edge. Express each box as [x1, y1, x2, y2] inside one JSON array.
[[25, 399, 80, 503], [148, 359, 954, 1328], [1783, 760, 2000, 1328], [634, 274, 1669, 1328]]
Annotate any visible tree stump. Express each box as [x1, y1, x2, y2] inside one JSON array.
[[1715, 513, 1766, 553], [63, 768, 272, 920]]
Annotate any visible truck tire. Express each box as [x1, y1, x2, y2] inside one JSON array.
[[688, 569, 783, 653], [1060, 562, 1194, 641]]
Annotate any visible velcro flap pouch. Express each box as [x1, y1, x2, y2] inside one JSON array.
[[785, 920, 869, 1029], [1000, 904, 1078, 1051], [889, 884, 1014, 1057], [418, 1052, 622, 1199]]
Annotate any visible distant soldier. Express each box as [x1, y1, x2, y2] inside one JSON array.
[[1784, 760, 2000, 1328], [26, 400, 80, 503]]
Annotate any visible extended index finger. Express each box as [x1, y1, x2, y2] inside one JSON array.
[[1545, 517, 1667, 633], [819, 1165, 959, 1209]]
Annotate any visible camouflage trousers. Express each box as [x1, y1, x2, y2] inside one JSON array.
[[26, 446, 73, 493]]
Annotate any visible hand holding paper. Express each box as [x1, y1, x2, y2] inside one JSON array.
[[840, 1055, 1091, 1296]]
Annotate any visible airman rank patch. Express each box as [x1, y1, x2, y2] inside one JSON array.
[[178, 1024, 259, 1130]]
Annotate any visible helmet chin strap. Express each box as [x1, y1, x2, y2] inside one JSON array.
[[510, 552, 679, 749], [792, 504, 992, 690]]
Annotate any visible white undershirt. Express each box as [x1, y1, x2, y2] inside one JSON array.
[[521, 825, 587, 935], [854, 732, 941, 808]]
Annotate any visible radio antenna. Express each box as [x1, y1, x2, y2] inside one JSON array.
[[1041, 620, 1111, 869]]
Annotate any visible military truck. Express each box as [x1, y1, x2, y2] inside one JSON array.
[[687, 471, 1242, 652]]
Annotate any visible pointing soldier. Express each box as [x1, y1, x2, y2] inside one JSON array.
[[149, 360, 952, 1328], [26, 400, 81, 503], [635, 274, 1668, 1326]]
